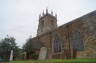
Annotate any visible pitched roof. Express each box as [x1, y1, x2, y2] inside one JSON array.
[[30, 38, 44, 50]]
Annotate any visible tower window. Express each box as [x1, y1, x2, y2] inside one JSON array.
[[41, 20, 44, 32], [51, 20, 54, 25]]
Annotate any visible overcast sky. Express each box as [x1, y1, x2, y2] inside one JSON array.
[[0, 0, 96, 48]]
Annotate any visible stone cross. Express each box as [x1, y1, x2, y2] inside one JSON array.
[[38, 47, 47, 60], [10, 50, 13, 61]]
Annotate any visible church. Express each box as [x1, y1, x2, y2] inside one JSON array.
[[26, 9, 96, 59]]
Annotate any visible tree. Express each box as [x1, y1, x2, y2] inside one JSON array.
[[23, 37, 38, 59], [23, 38, 33, 52], [0, 36, 21, 61]]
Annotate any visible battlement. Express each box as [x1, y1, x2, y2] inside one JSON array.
[[39, 9, 57, 20]]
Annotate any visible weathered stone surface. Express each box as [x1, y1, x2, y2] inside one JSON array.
[[29, 10, 96, 59], [38, 47, 47, 60], [37, 10, 57, 36]]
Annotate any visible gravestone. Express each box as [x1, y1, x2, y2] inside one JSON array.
[[38, 47, 47, 60], [10, 50, 13, 61]]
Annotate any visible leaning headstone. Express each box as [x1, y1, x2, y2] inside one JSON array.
[[10, 50, 13, 61], [38, 47, 47, 60]]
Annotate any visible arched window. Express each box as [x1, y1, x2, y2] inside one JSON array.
[[71, 31, 84, 51], [53, 33, 62, 53]]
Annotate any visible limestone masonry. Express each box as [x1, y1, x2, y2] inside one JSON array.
[[27, 9, 96, 59]]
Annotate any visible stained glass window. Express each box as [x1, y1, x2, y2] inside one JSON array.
[[71, 31, 84, 51], [53, 33, 62, 52]]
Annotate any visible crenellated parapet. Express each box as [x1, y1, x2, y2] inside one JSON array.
[[39, 9, 57, 20]]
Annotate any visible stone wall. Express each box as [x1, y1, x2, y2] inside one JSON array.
[[31, 10, 96, 59], [76, 11, 96, 58]]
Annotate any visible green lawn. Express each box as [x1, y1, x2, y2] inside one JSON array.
[[4, 59, 96, 63]]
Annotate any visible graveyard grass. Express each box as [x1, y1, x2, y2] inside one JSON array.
[[4, 59, 96, 63]]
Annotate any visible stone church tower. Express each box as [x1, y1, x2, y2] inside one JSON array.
[[25, 10, 96, 59], [37, 9, 57, 36]]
